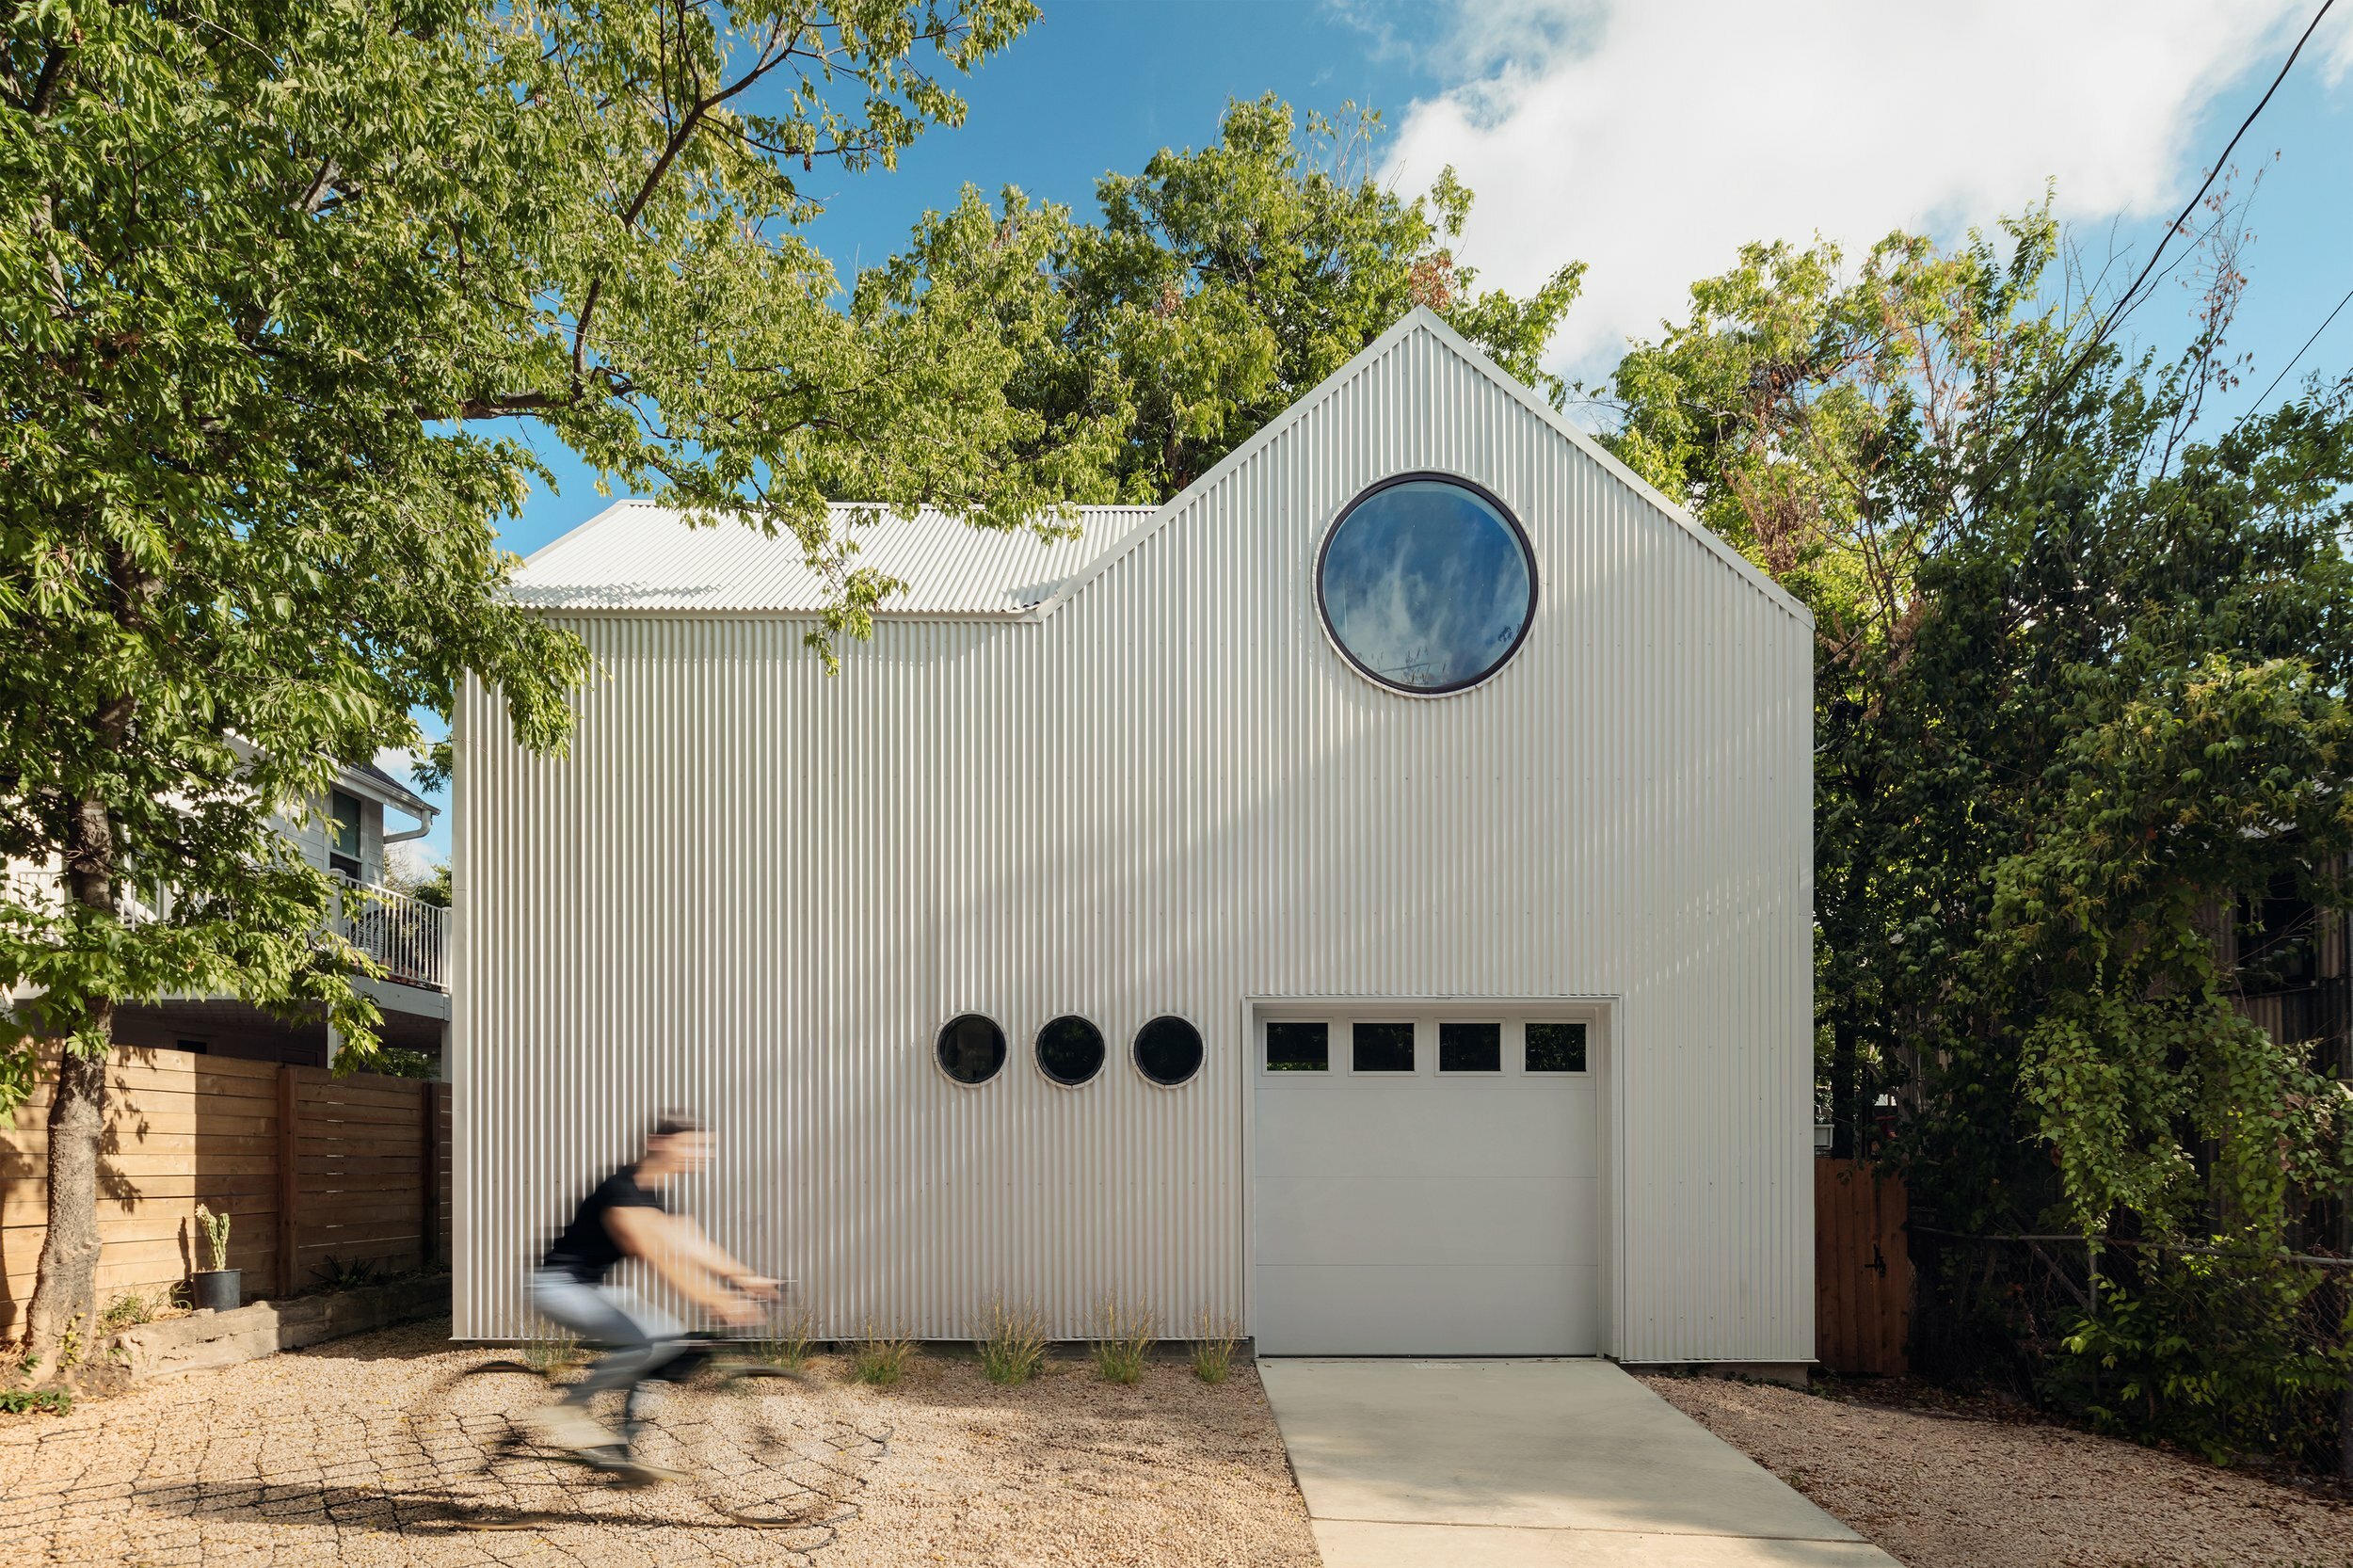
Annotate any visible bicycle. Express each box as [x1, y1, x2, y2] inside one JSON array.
[[404, 1306, 890, 1539]]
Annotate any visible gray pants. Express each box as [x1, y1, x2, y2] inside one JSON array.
[[528, 1268, 688, 1408]]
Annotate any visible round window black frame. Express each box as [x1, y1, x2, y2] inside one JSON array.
[[1034, 1015, 1107, 1087], [935, 1013, 1007, 1086], [1313, 471, 1541, 696], [1131, 1015, 1205, 1088]]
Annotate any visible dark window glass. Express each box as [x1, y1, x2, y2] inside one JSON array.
[[328, 789, 363, 879], [1035, 1015, 1106, 1086], [936, 1014, 1006, 1085], [1134, 1016, 1205, 1086], [1439, 1022, 1502, 1073], [1266, 1021, 1329, 1072], [1318, 475, 1537, 694], [1353, 1022, 1415, 1073], [1526, 1022, 1588, 1073]]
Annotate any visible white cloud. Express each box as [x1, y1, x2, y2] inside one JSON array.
[[1377, 0, 2353, 385], [385, 837, 446, 879]]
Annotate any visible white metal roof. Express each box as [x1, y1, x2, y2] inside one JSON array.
[[512, 499, 1156, 616]]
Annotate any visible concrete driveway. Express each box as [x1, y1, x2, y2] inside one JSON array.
[[1258, 1358, 1900, 1567]]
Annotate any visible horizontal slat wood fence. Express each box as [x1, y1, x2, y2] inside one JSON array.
[[0, 1048, 449, 1335], [1816, 1157, 1911, 1376]]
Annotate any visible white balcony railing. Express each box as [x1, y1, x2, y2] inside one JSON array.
[[334, 876, 448, 992], [4, 868, 447, 994]]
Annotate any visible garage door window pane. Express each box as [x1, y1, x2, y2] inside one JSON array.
[[1353, 1022, 1415, 1073], [1526, 1022, 1588, 1073], [1438, 1022, 1501, 1072], [1266, 1021, 1328, 1072]]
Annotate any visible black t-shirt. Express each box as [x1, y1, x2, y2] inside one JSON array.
[[542, 1165, 666, 1283]]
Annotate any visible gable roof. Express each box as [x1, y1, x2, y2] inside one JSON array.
[[513, 499, 1155, 616], [1033, 308, 1811, 627], [507, 312, 1808, 630]]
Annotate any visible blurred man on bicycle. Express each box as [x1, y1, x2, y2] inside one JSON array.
[[522, 1112, 780, 1455]]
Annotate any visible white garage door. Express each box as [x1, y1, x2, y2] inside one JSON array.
[[1252, 1012, 1600, 1355]]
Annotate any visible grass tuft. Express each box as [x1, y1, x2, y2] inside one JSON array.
[[1091, 1296, 1155, 1384], [1191, 1309, 1241, 1384], [851, 1321, 917, 1386], [98, 1288, 159, 1334], [523, 1328, 584, 1376], [976, 1298, 1048, 1386], [756, 1304, 822, 1373]]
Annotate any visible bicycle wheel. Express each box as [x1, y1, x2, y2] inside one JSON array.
[[622, 1363, 888, 1538]]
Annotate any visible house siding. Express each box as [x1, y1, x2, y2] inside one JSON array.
[[454, 318, 1815, 1361]]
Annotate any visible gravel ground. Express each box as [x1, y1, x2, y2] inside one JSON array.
[[1641, 1373, 2353, 1568], [0, 1319, 1319, 1568]]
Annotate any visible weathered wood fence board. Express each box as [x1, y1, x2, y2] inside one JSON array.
[[1816, 1157, 1911, 1376], [0, 1048, 450, 1334]]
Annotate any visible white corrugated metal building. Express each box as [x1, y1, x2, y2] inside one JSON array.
[[455, 309, 1815, 1366]]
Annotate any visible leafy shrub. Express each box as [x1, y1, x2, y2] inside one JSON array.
[[1091, 1298, 1155, 1384], [1191, 1310, 1240, 1384], [976, 1299, 1048, 1386], [311, 1256, 385, 1291], [2061, 1256, 2352, 1466], [851, 1324, 916, 1386]]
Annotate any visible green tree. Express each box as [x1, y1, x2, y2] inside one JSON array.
[[900, 95, 1585, 502], [0, 0, 1079, 1377], [1609, 207, 2353, 1458]]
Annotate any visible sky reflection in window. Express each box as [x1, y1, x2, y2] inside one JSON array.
[[1319, 478, 1534, 692]]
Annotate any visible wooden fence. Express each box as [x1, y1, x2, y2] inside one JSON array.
[[0, 1048, 450, 1336], [1816, 1157, 1911, 1376]]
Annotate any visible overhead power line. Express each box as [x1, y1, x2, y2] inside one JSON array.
[[2230, 280, 2353, 436], [2016, 0, 2338, 442]]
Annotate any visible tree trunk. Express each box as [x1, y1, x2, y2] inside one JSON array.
[[18, 794, 118, 1383]]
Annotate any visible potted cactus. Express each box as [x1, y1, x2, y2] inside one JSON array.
[[191, 1204, 240, 1311]]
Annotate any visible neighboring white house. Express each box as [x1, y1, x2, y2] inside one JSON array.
[[5, 760, 450, 1067], [456, 310, 1815, 1367]]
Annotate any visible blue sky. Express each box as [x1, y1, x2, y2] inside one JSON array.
[[392, 1, 2353, 868]]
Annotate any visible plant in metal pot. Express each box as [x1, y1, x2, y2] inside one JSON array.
[[190, 1205, 240, 1312]]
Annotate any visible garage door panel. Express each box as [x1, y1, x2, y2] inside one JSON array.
[[1254, 1264, 1601, 1356], [1254, 1085, 1595, 1179], [1256, 1176, 1597, 1267]]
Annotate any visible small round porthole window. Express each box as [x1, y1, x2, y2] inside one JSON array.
[[936, 1014, 1007, 1085], [1317, 473, 1537, 694], [1132, 1016, 1205, 1087], [1035, 1016, 1106, 1086]]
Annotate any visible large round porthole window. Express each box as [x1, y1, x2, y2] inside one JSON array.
[[1133, 1016, 1204, 1087], [1317, 473, 1537, 694], [936, 1014, 1007, 1085]]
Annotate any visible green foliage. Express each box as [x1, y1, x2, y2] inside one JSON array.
[[523, 1328, 584, 1376], [1609, 197, 2353, 1459], [975, 1298, 1047, 1385], [2062, 1261, 2353, 1465], [369, 1047, 440, 1081], [0, 0, 1066, 1117], [1090, 1298, 1153, 1384], [1190, 1310, 1239, 1384], [97, 1288, 157, 1333], [904, 96, 1582, 502], [311, 1256, 386, 1292], [755, 1306, 821, 1373], [0, 1386, 72, 1416], [850, 1326, 916, 1386]]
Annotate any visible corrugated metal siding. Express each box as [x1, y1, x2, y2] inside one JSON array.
[[513, 501, 1153, 615], [456, 315, 1814, 1361]]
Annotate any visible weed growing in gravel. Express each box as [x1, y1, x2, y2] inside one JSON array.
[[0, 1387, 72, 1416], [756, 1305, 821, 1373], [1191, 1310, 1240, 1384], [852, 1323, 917, 1386], [977, 1299, 1048, 1385], [1092, 1297, 1155, 1384], [523, 1329, 584, 1375]]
